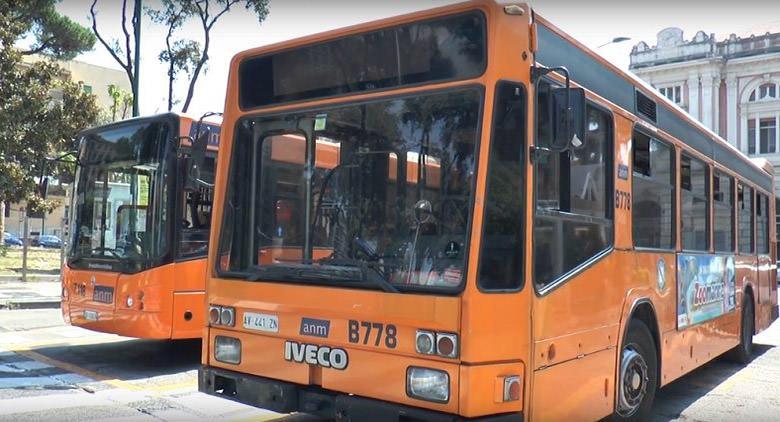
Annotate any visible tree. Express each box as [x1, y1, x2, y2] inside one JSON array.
[[146, 0, 270, 112], [107, 83, 133, 121], [0, 0, 100, 243], [10, 0, 96, 59], [89, 0, 141, 115]]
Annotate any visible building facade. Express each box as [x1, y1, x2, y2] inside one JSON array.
[[630, 27, 780, 195]]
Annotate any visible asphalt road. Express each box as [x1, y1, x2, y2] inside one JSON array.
[[1, 309, 779, 421]]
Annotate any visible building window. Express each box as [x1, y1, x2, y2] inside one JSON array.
[[749, 82, 778, 102], [659, 85, 682, 105], [747, 117, 778, 155]]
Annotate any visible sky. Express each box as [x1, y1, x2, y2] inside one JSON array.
[[54, 0, 780, 118]]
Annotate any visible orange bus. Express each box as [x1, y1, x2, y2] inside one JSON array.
[[61, 113, 220, 339], [199, 2, 778, 420]]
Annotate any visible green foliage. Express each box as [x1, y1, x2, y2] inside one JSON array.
[[145, 0, 270, 112], [107, 83, 133, 121], [3, 0, 96, 59], [0, 0, 100, 207]]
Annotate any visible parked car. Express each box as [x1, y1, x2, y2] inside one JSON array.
[[38, 235, 62, 248], [3, 232, 23, 246]]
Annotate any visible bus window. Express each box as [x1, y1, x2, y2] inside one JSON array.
[[713, 171, 735, 252], [680, 154, 709, 251], [478, 82, 525, 291], [738, 183, 755, 254], [178, 155, 216, 259], [632, 131, 674, 249], [534, 82, 613, 288], [757, 193, 770, 255]]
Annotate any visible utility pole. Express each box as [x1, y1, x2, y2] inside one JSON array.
[[132, 0, 142, 117], [21, 211, 28, 283]]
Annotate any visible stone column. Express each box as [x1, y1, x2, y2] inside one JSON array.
[[688, 74, 700, 121], [726, 75, 738, 147], [741, 113, 749, 154], [701, 73, 715, 130]]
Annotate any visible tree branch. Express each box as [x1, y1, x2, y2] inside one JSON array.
[[120, 0, 133, 76], [20, 37, 56, 55], [91, 0, 133, 86]]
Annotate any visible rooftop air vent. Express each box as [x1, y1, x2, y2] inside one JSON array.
[[635, 90, 657, 123]]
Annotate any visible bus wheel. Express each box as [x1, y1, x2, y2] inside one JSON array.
[[612, 320, 657, 421], [726, 297, 754, 364]]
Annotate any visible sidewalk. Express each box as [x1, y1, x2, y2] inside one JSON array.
[[0, 278, 61, 310]]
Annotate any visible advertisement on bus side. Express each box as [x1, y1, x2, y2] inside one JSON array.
[[677, 254, 736, 329]]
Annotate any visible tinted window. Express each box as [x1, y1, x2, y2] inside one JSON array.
[[738, 183, 754, 254], [757, 193, 770, 255], [534, 83, 613, 288], [239, 12, 486, 109], [478, 82, 525, 291], [680, 154, 709, 251], [713, 171, 734, 252], [632, 131, 674, 249]]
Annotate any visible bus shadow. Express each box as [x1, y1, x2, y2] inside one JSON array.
[[650, 343, 773, 421], [29, 338, 202, 382]]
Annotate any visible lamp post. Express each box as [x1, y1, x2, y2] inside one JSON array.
[[598, 36, 632, 48]]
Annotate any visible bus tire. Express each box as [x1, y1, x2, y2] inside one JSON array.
[[610, 320, 658, 421], [726, 296, 754, 364]]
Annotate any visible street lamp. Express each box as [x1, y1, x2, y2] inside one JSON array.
[[597, 37, 632, 48]]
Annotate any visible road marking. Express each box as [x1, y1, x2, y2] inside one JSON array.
[[14, 348, 143, 392]]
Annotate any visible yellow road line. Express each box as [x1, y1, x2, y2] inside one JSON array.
[[14, 348, 143, 392], [1, 335, 128, 351], [5, 337, 199, 394]]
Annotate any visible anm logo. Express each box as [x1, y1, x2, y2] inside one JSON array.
[[300, 317, 330, 338]]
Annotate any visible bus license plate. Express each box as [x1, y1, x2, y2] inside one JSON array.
[[243, 312, 279, 333], [83, 310, 99, 321]]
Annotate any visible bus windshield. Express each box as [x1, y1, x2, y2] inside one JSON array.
[[219, 88, 482, 292], [69, 120, 173, 272]]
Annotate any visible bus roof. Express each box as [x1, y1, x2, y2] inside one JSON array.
[[227, 0, 772, 193]]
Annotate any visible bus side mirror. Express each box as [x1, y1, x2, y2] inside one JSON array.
[[551, 86, 586, 151], [184, 130, 209, 192]]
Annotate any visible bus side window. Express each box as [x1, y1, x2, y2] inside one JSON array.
[[178, 155, 216, 259], [680, 153, 709, 251], [533, 81, 613, 288], [632, 131, 674, 249], [713, 171, 735, 252], [757, 193, 769, 255], [738, 183, 754, 255], [478, 82, 526, 291]]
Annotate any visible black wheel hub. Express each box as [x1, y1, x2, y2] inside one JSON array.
[[617, 346, 649, 417]]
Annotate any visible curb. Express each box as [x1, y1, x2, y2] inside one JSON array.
[[0, 297, 61, 310]]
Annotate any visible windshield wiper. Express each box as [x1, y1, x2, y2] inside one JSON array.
[[315, 257, 399, 293], [245, 260, 399, 293]]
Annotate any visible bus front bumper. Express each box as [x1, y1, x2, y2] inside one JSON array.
[[199, 366, 521, 421]]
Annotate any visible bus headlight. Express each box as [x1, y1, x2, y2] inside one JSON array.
[[214, 336, 241, 364], [125, 295, 134, 308], [407, 367, 449, 403]]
